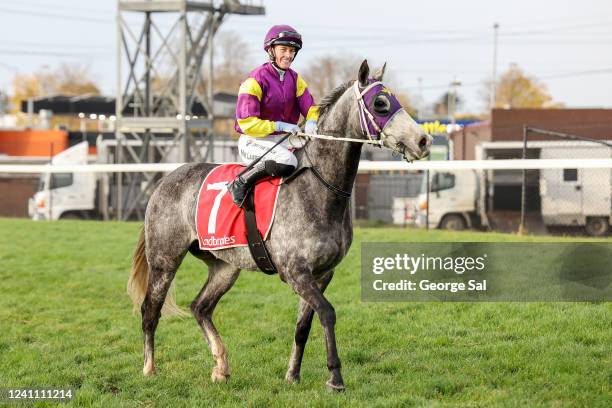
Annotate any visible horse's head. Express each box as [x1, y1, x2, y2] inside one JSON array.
[[354, 60, 431, 161]]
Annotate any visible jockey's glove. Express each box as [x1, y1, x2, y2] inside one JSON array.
[[275, 121, 300, 135], [304, 119, 318, 135]]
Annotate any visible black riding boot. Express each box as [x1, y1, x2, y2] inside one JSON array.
[[228, 160, 295, 207]]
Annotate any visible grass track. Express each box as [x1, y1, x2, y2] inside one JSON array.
[[0, 218, 610, 407]]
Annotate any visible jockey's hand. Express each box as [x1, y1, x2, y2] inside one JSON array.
[[275, 121, 300, 135], [304, 119, 318, 135]]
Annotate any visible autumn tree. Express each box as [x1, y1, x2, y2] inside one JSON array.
[[484, 64, 560, 109], [10, 64, 100, 113]]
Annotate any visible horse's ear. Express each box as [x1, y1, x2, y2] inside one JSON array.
[[373, 62, 386, 81], [358, 59, 369, 87]]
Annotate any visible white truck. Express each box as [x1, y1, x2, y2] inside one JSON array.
[[540, 145, 611, 236], [414, 169, 483, 230], [413, 143, 611, 236], [28, 141, 100, 220], [28, 137, 240, 221]]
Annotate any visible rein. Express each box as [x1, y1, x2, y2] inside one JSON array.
[[256, 80, 411, 198], [290, 81, 409, 198], [296, 132, 382, 145], [300, 141, 352, 198]]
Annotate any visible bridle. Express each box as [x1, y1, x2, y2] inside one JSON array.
[[355, 80, 392, 145], [247, 79, 419, 199], [298, 79, 411, 198]]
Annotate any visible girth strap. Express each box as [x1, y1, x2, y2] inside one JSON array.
[[242, 191, 278, 275]]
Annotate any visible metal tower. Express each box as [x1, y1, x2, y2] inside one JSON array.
[[114, 0, 264, 220]]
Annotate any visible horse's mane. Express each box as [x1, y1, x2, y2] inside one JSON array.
[[317, 80, 355, 120]]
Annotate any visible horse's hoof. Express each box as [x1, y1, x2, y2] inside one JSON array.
[[325, 380, 346, 392], [142, 362, 156, 376], [285, 372, 300, 384], [211, 367, 230, 383]]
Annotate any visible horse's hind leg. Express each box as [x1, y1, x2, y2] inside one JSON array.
[[142, 245, 189, 376], [285, 269, 334, 384], [190, 258, 240, 382]]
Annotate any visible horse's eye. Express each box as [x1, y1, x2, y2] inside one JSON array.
[[373, 95, 391, 115]]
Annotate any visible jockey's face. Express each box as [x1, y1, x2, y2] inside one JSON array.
[[273, 45, 296, 70]]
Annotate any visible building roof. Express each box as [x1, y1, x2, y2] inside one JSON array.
[[21, 93, 238, 119]]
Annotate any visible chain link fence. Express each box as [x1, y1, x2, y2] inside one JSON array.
[[520, 127, 612, 237], [2, 133, 610, 237]]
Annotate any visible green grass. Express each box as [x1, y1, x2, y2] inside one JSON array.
[[0, 218, 610, 407]]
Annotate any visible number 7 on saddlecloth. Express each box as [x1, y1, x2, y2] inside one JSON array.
[[206, 181, 228, 234]]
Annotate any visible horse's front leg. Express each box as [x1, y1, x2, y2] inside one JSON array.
[[286, 269, 345, 392], [285, 269, 334, 384]]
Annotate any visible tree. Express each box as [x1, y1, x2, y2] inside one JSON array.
[[10, 74, 41, 114], [302, 54, 417, 117], [484, 64, 560, 109], [199, 30, 255, 95], [10, 64, 100, 113], [432, 91, 463, 117], [53, 64, 100, 96], [302, 54, 362, 101]]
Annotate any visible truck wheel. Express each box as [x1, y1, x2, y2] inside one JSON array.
[[60, 212, 83, 220], [440, 214, 467, 231], [585, 217, 609, 237]]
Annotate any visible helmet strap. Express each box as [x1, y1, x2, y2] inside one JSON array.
[[267, 45, 299, 68]]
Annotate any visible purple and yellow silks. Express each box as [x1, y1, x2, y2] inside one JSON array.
[[234, 62, 318, 138]]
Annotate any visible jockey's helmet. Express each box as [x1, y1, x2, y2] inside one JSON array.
[[263, 25, 302, 52]]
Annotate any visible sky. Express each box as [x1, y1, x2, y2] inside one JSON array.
[[0, 0, 611, 114]]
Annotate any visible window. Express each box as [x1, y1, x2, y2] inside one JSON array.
[[563, 169, 577, 182], [431, 172, 455, 192], [50, 173, 73, 189]]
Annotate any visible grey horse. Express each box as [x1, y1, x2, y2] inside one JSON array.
[[127, 60, 431, 392]]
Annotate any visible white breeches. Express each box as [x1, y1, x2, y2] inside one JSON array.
[[237, 135, 299, 167]]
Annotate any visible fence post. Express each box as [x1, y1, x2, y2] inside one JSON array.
[[48, 142, 53, 220], [519, 125, 528, 235], [425, 169, 430, 230], [117, 135, 123, 221]]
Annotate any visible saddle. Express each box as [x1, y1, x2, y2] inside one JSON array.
[[195, 162, 332, 275]]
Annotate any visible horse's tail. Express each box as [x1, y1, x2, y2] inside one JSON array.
[[127, 227, 187, 317]]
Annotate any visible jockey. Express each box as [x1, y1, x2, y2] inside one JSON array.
[[228, 24, 319, 206]]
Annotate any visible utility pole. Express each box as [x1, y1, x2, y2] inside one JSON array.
[[490, 22, 499, 111], [417, 77, 423, 120], [449, 79, 461, 127]]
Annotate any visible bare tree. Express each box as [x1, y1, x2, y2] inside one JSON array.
[[302, 54, 362, 101], [302, 55, 417, 116], [199, 30, 255, 94], [54, 64, 101, 96]]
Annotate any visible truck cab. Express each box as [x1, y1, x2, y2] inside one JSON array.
[[28, 142, 96, 220], [415, 169, 481, 230]]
